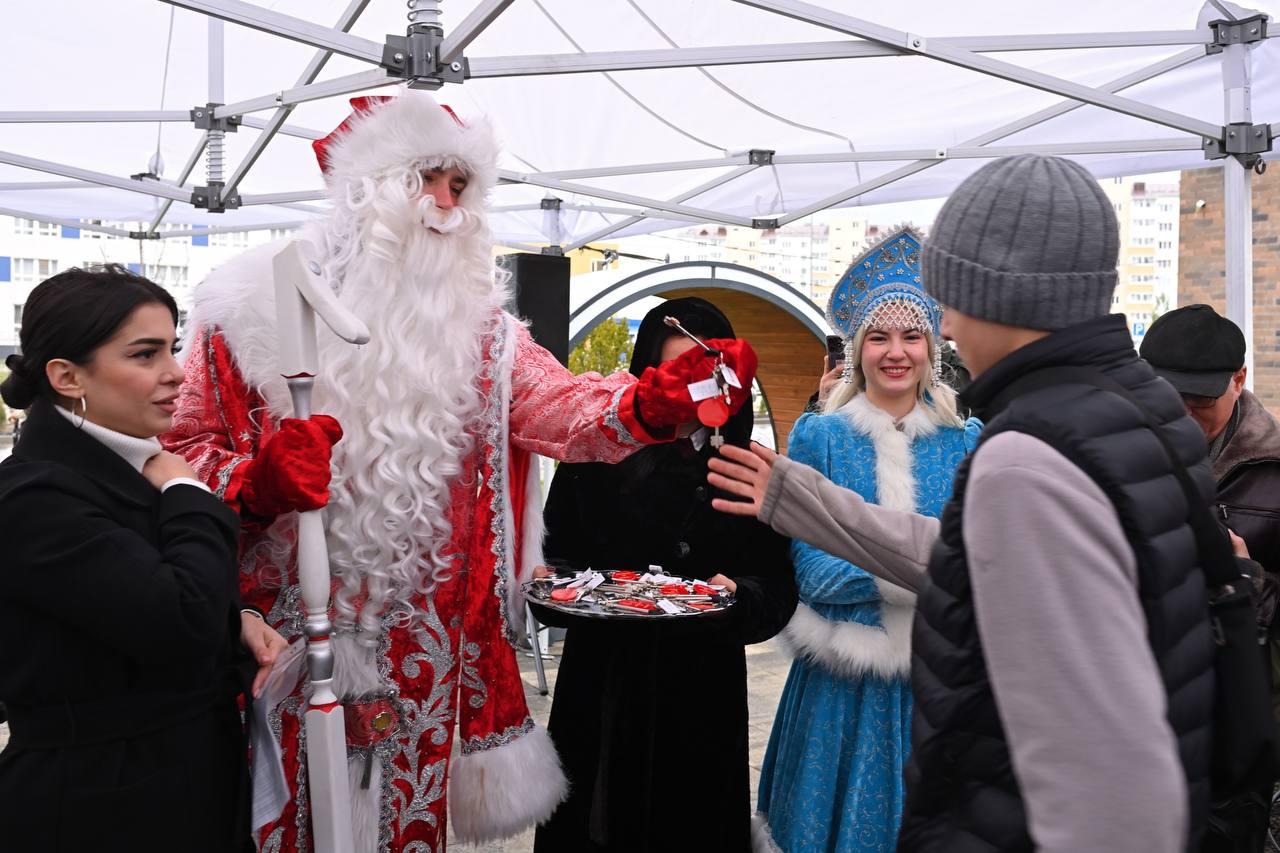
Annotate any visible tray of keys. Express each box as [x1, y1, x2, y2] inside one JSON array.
[[523, 568, 735, 621]]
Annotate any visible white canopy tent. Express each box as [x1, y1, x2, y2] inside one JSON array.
[[1, 0, 1276, 368]]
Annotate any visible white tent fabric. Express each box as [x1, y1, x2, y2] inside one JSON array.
[[1, 0, 1277, 248]]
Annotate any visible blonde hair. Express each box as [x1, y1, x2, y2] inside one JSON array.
[[823, 323, 963, 426]]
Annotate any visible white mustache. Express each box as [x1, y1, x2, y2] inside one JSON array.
[[417, 198, 478, 235]]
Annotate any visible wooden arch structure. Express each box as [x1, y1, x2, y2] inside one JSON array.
[[570, 261, 830, 452]]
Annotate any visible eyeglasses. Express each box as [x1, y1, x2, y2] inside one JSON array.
[[1180, 392, 1221, 410]]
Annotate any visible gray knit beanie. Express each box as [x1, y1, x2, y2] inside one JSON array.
[[923, 154, 1119, 331]]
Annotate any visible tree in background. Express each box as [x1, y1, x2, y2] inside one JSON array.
[[1152, 293, 1171, 325], [569, 318, 633, 377]]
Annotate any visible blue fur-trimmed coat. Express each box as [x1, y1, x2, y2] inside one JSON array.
[[755, 394, 980, 853]]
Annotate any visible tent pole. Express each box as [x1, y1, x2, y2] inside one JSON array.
[[223, 0, 373, 197], [207, 18, 225, 185], [159, 0, 382, 63], [146, 134, 211, 235], [730, 0, 1221, 139], [562, 164, 761, 251], [1222, 39, 1255, 386], [467, 30, 1221, 79], [0, 150, 192, 202], [776, 47, 1205, 226]]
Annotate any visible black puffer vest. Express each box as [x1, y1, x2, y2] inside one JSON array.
[[897, 315, 1215, 852]]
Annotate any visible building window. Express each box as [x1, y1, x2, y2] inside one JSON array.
[[1158, 222, 1173, 232], [13, 218, 58, 238], [11, 258, 58, 283], [211, 232, 250, 249], [143, 264, 188, 286]]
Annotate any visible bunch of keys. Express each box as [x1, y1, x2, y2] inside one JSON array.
[[663, 316, 741, 448]]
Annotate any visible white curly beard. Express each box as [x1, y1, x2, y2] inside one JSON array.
[[312, 170, 509, 637]]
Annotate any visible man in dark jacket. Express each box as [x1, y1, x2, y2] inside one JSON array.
[[710, 154, 1216, 852], [1142, 304, 1280, 843], [1141, 304, 1280, 580]]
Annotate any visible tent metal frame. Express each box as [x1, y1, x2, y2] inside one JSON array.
[[0, 0, 1273, 369]]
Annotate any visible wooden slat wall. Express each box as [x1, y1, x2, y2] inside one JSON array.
[[664, 288, 825, 453]]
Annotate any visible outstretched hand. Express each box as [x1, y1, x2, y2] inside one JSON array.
[[707, 442, 777, 518], [634, 338, 759, 428]]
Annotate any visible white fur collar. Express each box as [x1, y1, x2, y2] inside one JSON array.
[[180, 234, 295, 416], [779, 392, 929, 677], [839, 392, 939, 444]]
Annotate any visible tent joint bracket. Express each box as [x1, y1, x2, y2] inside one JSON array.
[[752, 217, 779, 229], [1206, 14, 1268, 55], [191, 104, 240, 133], [191, 181, 242, 213], [748, 149, 775, 165], [128, 230, 161, 240], [541, 245, 564, 256], [1204, 122, 1273, 160], [540, 196, 562, 210], [382, 31, 469, 90]]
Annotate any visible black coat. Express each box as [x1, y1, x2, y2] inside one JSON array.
[[0, 401, 251, 852], [532, 437, 798, 853]]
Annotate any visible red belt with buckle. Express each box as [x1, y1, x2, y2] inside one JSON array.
[[344, 698, 399, 748]]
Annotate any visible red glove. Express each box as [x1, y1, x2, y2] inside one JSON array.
[[240, 415, 344, 518], [635, 338, 758, 428]]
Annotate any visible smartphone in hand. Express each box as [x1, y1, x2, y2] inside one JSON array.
[[826, 335, 845, 372]]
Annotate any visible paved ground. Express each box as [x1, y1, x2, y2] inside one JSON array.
[[0, 633, 791, 852], [451, 634, 790, 851]]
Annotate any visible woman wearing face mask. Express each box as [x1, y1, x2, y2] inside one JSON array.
[[753, 229, 981, 853], [0, 266, 288, 852], [532, 297, 798, 853]]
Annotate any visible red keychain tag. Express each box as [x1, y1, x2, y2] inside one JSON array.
[[697, 397, 730, 428]]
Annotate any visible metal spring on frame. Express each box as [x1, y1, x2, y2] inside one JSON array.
[[406, 0, 443, 30], [207, 129, 225, 184]]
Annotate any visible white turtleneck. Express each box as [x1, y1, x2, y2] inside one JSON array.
[[54, 404, 209, 493]]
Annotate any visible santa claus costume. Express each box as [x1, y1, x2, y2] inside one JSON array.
[[164, 91, 755, 852]]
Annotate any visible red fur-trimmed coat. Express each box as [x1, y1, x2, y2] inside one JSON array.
[[164, 310, 660, 852]]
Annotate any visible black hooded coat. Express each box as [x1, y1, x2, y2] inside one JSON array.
[[532, 298, 798, 853]]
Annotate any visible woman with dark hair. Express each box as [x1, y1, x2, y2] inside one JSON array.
[[0, 265, 283, 852], [532, 297, 798, 853]]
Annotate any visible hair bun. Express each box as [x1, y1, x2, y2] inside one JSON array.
[[0, 371, 35, 410], [1, 354, 36, 409]]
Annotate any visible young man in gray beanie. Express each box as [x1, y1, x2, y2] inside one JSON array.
[[710, 154, 1217, 852]]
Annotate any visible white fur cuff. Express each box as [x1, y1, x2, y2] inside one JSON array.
[[779, 601, 914, 679], [448, 723, 568, 843]]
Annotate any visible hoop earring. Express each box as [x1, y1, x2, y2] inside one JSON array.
[[72, 395, 87, 429]]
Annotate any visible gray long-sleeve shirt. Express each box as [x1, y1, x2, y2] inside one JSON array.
[[759, 430, 1187, 853]]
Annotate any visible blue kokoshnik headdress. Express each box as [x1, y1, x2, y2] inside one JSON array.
[[827, 225, 943, 386]]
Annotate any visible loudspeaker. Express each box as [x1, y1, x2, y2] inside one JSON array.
[[503, 252, 571, 367]]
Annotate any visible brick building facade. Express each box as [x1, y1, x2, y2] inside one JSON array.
[[1179, 165, 1280, 414]]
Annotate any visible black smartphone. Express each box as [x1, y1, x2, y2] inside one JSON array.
[[826, 335, 845, 371]]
